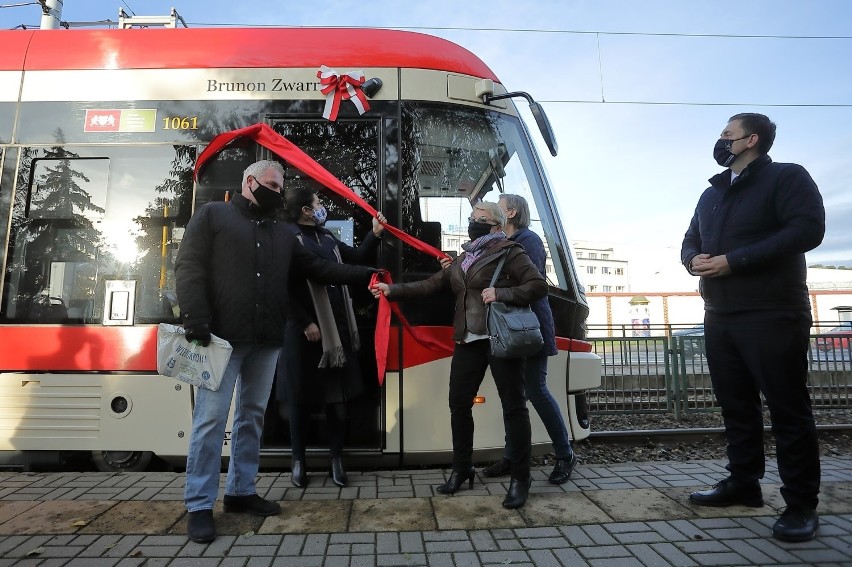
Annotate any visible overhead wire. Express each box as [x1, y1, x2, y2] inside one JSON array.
[[189, 22, 852, 40]]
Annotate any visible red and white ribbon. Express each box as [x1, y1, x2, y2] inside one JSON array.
[[317, 65, 371, 121]]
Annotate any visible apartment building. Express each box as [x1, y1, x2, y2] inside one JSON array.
[[572, 241, 630, 294]]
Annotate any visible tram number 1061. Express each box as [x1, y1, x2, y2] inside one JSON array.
[[162, 116, 199, 130]]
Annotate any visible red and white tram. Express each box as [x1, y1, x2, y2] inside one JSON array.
[[0, 26, 600, 471]]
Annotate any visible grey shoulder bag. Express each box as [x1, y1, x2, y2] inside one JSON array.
[[485, 248, 544, 359]]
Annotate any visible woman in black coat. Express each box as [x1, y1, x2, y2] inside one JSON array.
[[277, 187, 385, 488]]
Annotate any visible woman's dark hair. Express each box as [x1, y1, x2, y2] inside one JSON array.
[[284, 186, 316, 222]]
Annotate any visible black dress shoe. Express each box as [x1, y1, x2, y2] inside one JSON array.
[[223, 494, 281, 516], [291, 459, 308, 488], [502, 477, 532, 509], [436, 466, 476, 494], [773, 506, 819, 542], [481, 458, 511, 478], [688, 477, 763, 507], [548, 453, 578, 485], [330, 456, 348, 487], [187, 510, 216, 543]]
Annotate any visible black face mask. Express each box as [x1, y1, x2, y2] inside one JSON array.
[[251, 182, 284, 211], [467, 221, 494, 241], [713, 135, 750, 167]]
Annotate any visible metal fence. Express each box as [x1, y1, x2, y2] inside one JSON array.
[[587, 325, 852, 417]]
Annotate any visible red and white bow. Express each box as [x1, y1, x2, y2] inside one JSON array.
[[316, 65, 371, 121]]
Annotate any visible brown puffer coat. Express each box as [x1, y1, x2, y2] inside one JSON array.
[[387, 240, 547, 342]]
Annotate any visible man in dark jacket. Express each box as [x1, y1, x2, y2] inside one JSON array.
[[681, 113, 825, 542], [175, 160, 374, 544]]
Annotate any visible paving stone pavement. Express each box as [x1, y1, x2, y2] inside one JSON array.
[[0, 457, 850, 566]]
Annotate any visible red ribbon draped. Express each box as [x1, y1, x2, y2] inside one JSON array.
[[194, 123, 453, 383], [371, 271, 454, 385]]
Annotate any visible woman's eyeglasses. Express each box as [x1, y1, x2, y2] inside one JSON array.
[[468, 216, 498, 226]]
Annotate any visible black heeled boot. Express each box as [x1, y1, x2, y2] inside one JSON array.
[[502, 477, 532, 509], [291, 459, 308, 488], [436, 466, 476, 495], [330, 456, 348, 487]]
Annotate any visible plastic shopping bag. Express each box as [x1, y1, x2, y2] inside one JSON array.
[[156, 323, 233, 391]]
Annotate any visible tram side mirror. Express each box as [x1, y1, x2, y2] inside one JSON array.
[[529, 101, 558, 157], [482, 91, 559, 157]]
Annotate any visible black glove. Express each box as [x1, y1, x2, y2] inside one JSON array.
[[184, 323, 211, 347]]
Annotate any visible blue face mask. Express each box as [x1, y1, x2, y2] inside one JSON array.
[[312, 205, 328, 225]]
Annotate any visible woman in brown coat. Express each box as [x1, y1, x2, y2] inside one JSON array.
[[371, 201, 547, 508]]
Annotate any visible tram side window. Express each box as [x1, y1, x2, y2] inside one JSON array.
[[1, 145, 194, 324]]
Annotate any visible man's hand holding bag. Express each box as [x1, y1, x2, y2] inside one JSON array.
[[157, 323, 233, 391]]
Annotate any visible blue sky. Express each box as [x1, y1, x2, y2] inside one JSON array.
[[3, 0, 851, 267]]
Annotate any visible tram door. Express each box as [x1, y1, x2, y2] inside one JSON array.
[[261, 119, 384, 455]]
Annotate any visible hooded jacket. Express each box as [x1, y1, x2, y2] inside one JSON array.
[[387, 239, 547, 342], [681, 155, 825, 313], [175, 192, 372, 345]]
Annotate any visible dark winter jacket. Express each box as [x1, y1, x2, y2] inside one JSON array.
[[509, 228, 558, 356], [175, 193, 372, 345], [387, 239, 547, 342], [681, 155, 825, 314], [286, 223, 381, 331]]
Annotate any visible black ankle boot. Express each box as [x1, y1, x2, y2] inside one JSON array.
[[436, 466, 476, 494], [482, 458, 511, 478], [548, 453, 578, 485], [291, 459, 308, 488], [502, 477, 531, 509], [330, 456, 348, 487]]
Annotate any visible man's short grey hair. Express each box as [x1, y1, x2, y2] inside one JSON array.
[[474, 200, 506, 227], [499, 194, 531, 229], [242, 160, 284, 185]]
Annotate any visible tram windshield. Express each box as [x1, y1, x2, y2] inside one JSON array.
[[401, 102, 567, 290]]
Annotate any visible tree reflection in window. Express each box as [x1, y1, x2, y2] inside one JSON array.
[[2, 140, 194, 324]]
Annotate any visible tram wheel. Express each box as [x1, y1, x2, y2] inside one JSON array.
[[91, 450, 153, 472]]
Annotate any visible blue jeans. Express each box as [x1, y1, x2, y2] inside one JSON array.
[[504, 354, 573, 460], [184, 343, 281, 512]]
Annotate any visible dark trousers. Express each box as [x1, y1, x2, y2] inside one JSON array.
[[449, 340, 531, 480], [704, 310, 820, 509], [282, 396, 345, 460]]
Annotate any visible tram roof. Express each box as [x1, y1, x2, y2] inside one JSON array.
[[0, 27, 499, 80]]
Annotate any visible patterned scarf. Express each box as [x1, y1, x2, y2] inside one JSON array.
[[460, 231, 506, 273]]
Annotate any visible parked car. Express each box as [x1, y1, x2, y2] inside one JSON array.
[[814, 322, 852, 352], [673, 324, 705, 358]]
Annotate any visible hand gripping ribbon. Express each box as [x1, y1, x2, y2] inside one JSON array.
[[194, 123, 453, 385]]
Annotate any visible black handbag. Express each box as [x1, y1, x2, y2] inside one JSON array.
[[485, 249, 544, 359]]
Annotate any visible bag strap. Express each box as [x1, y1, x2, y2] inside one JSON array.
[[488, 248, 512, 288]]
